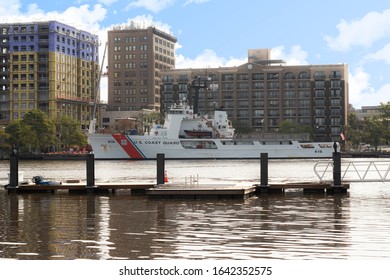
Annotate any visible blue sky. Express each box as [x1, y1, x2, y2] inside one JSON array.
[[2, 0, 390, 109]]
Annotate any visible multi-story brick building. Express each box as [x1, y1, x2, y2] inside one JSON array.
[[160, 49, 348, 142], [107, 25, 177, 113], [0, 21, 99, 128]]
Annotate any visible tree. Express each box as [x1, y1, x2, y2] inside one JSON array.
[[54, 116, 88, 151], [278, 120, 312, 134], [379, 102, 390, 144], [22, 110, 56, 152], [346, 112, 365, 149], [362, 116, 383, 151], [0, 126, 10, 159], [5, 110, 56, 154]]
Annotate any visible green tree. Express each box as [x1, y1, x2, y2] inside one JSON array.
[[379, 101, 390, 144], [232, 120, 251, 134], [279, 120, 312, 134], [0, 126, 10, 158], [346, 112, 365, 149], [54, 116, 88, 151], [5, 110, 56, 154], [362, 116, 383, 151], [22, 110, 56, 152], [4, 121, 26, 153]]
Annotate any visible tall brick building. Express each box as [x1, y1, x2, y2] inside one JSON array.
[[107, 25, 177, 112]]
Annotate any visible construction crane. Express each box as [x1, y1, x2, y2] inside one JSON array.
[[89, 42, 108, 134]]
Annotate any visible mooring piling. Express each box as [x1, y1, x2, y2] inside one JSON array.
[[8, 147, 19, 189], [86, 152, 95, 188], [157, 153, 165, 185]]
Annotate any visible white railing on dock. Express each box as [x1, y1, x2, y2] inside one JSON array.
[[314, 161, 390, 183]]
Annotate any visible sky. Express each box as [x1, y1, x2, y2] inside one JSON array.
[[2, 0, 390, 109]]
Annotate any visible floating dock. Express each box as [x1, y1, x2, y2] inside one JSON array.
[[3, 151, 349, 198], [3, 181, 349, 198], [146, 183, 257, 199]]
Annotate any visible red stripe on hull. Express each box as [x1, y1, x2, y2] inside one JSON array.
[[112, 135, 144, 159]]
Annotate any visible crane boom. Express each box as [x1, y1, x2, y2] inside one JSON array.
[[89, 42, 108, 134]]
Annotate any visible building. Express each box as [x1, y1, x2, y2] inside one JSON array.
[[160, 49, 348, 142], [0, 21, 100, 128], [107, 24, 177, 112], [355, 105, 381, 120]]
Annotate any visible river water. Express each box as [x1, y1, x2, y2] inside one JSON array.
[[1, 158, 390, 260]]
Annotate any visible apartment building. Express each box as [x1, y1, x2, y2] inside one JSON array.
[[160, 49, 348, 142], [0, 21, 99, 128], [107, 25, 177, 112]]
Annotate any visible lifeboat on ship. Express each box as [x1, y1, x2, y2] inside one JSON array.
[[184, 129, 213, 138]]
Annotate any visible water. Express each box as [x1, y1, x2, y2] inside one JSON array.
[[1, 159, 390, 260]]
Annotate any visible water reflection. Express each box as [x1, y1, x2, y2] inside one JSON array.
[[1, 159, 390, 260], [0, 190, 355, 260]]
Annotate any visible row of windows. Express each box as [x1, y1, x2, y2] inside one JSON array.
[[113, 97, 149, 103], [164, 71, 342, 82], [113, 54, 148, 60], [113, 79, 148, 87], [154, 46, 174, 57], [112, 88, 149, 94], [113, 45, 148, 52], [113, 36, 147, 43], [154, 37, 174, 49]]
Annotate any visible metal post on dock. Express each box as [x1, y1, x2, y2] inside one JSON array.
[[157, 153, 165, 185], [260, 153, 269, 187], [333, 152, 341, 187], [86, 152, 95, 188], [256, 153, 270, 194], [9, 146, 19, 189], [332, 142, 345, 193]]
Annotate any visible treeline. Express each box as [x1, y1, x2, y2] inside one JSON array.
[[347, 102, 390, 151], [0, 109, 88, 158]]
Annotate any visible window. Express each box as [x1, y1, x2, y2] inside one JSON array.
[[298, 71, 309, 79], [314, 71, 325, 79]]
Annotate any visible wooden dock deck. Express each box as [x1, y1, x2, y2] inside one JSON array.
[[5, 182, 155, 193], [256, 182, 350, 194], [146, 183, 257, 199], [3, 181, 349, 197]]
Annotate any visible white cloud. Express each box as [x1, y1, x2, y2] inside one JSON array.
[[98, 0, 118, 5], [363, 42, 390, 64], [0, 3, 107, 33], [125, 0, 176, 13], [183, 0, 211, 7], [271, 45, 308, 65], [175, 49, 246, 69], [123, 14, 173, 34], [0, 0, 21, 16], [325, 9, 390, 52], [348, 66, 390, 108]]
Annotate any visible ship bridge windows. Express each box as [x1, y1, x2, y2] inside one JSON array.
[[221, 140, 254, 145], [180, 140, 217, 149]]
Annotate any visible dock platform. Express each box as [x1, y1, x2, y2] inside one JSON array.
[[146, 183, 256, 199], [3, 181, 350, 197], [4, 182, 155, 193]]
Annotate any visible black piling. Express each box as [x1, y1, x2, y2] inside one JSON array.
[[330, 142, 346, 193], [260, 153, 269, 187], [86, 152, 95, 188], [255, 153, 277, 194], [9, 147, 19, 190], [157, 153, 165, 185]]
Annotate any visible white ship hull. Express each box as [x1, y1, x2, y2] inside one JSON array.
[[87, 133, 335, 159]]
